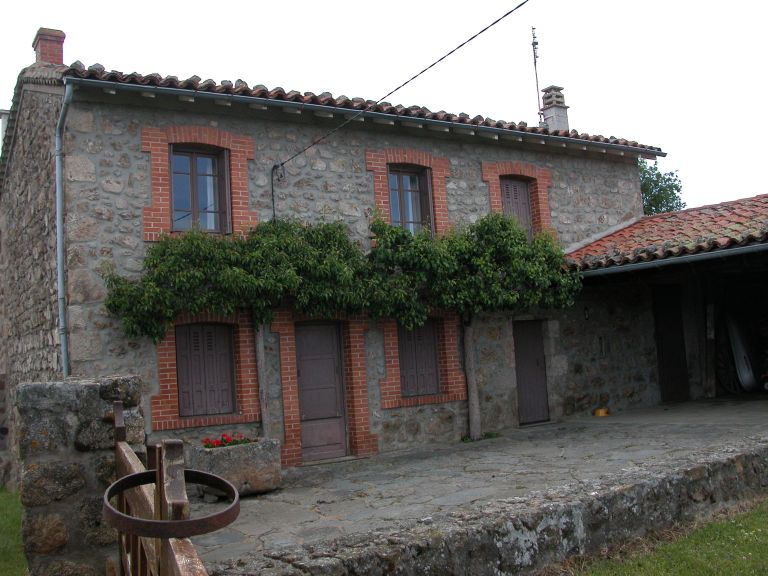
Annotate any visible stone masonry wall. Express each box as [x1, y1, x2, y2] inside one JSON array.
[[0, 71, 65, 485], [212, 437, 768, 575], [13, 375, 144, 576], [365, 323, 468, 450], [58, 94, 645, 449], [548, 280, 660, 419], [0, 78, 62, 387]]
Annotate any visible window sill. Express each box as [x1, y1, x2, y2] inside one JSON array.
[[381, 391, 467, 410], [151, 411, 259, 431]]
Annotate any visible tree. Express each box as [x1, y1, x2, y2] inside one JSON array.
[[639, 159, 685, 215]]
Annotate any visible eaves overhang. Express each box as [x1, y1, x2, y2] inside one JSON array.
[[577, 241, 768, 278], [63, 76, 665, 160]]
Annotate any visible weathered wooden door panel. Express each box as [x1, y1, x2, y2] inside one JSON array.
[[296, 323, 347, 461], [514, 320, 550, 425], [653, 285, 690, 402]]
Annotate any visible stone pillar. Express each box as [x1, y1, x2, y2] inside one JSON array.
[[13, 376, 144, 576]]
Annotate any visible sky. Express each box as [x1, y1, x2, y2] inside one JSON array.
[[1, 0, 765, 209]]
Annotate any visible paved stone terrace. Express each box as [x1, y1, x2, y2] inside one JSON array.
[[192, 397, 768, 574]]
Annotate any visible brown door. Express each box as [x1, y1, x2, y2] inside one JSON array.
[[653, 286, 690, 402], [296, 323, 347, 461], [514, 320, 550, 425]]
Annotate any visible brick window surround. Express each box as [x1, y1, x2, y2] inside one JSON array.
[[481, 161, 555, 236], [271, 311, 378, 468], [151, 310, 260, 431], [366, 149, 465, 409], [141, 125, 258, 241], [365, 148, 451, 234], [378, 317, 467, 410]]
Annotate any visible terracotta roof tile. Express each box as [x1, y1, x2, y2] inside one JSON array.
[[62, 62, 663, 154], [567, 194, 768, 272]]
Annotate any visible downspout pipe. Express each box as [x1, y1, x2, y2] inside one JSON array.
[[55, 82, 73, 377]]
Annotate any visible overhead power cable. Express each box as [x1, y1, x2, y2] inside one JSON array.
[[274, 0, 532, 171]]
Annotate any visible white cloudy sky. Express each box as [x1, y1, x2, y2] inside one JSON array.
[[1, 0, 764, 208]]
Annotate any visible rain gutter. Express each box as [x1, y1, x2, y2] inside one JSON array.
[[63, 77, 665, 159], [55, 82, 73, 377], [580, 242, 768, 278]]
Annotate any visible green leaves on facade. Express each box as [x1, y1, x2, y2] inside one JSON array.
[[104, 215, 581, 341]]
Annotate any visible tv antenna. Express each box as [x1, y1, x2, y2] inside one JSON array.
[[531, 27, 544, 126]]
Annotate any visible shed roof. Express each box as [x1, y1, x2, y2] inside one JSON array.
[[566, 194, 768, 273]]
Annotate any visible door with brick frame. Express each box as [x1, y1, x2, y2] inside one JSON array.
[[296, 323, 348, 461]]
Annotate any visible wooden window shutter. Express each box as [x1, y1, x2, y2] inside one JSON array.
[[176, 326, 194, 417], [175, 323, 235, 417], [415, 320, 438, 395], [398, 326, 419, 397], [418, 169, 433, 234], [500, 178, 533, 239], [398, 319, 439, 397], [220, 149, 232, 234], [210, 324, 235, 414]]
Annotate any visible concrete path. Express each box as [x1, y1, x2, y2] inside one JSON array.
[[191, 397, 768, 568]]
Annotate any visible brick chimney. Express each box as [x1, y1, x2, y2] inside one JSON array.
[[32, 28, 65, 65], [541, 85, 569, 132]]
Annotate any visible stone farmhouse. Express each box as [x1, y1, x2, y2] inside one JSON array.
[[7, 27, 750, 474]]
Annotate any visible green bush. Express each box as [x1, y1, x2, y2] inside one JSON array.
[[105, 215, 581, 339]]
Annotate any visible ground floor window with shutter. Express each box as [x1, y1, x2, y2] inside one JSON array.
[[175, 323, 236, 416], [398, 319, 440, 397]]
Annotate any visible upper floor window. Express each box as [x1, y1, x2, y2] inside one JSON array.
[[171, 147, 230, 233], [500, 177, 532, 239], [388, 166, 433, 234]]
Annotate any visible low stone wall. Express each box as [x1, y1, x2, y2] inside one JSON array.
[[13, 375, 144, 576], [211, 437, 768, 575]]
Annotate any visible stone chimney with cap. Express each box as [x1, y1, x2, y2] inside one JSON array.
[[32, 28, 66, 65], [541, 85, 569, 132]]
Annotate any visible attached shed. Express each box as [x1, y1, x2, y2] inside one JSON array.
[[567, 194, 768, 403]]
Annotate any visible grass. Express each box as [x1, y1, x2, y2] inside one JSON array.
[[0, 488, 26, 576], [543, 499, 768, 576]]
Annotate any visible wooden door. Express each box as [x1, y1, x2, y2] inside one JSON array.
[[514, 320, 550, 425], [296, 323, 347, 461], [653, 285, 690, 402]]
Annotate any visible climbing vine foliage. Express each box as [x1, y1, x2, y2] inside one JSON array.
[[105, 215, 581, 341]]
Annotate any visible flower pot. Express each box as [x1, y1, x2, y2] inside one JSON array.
[[188, 438, 281, 496]]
